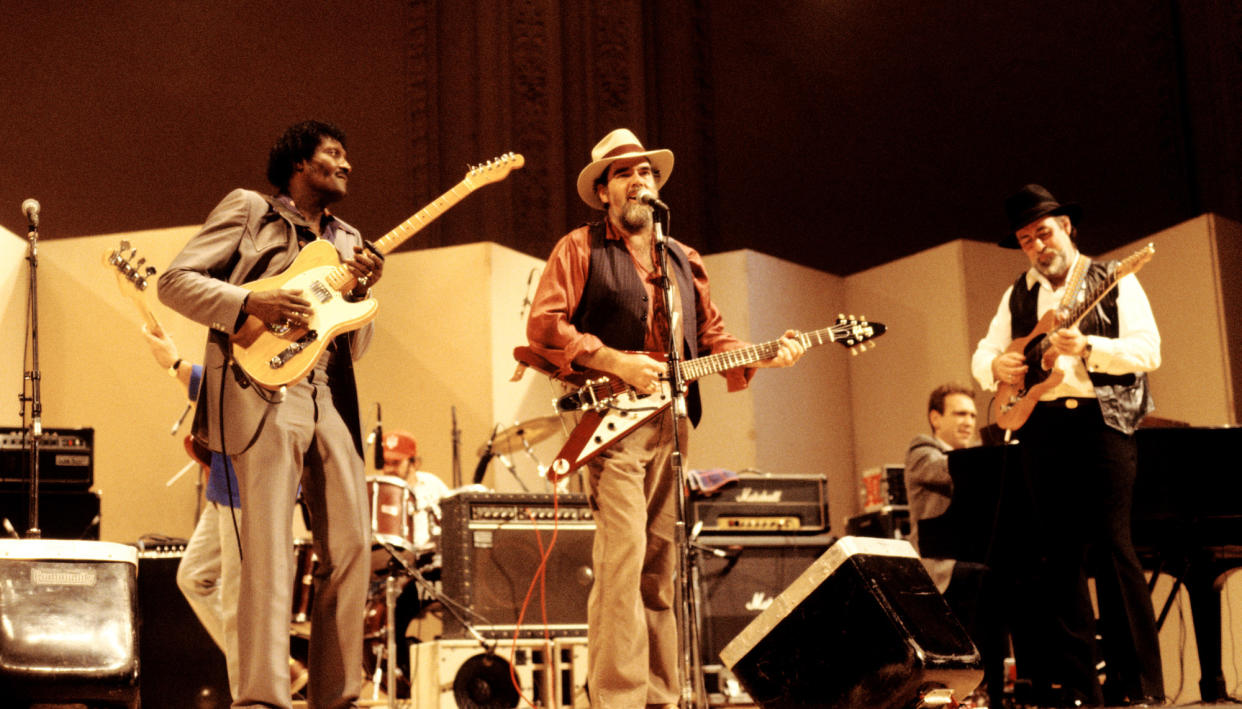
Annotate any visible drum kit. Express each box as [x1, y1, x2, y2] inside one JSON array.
[[287, 413, 568, 704]]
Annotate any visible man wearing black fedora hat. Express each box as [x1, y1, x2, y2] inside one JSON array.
[[526, 128, 805, 708], [971, 185, 1164, 706]]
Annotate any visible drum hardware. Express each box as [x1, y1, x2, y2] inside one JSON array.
[[476, 416, 568, 493], [369, 535, 498, 708]]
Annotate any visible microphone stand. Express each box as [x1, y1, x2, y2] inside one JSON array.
[[651, 205, 708, 709], [18, 213, 42, 538]]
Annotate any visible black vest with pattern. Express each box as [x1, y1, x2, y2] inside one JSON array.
[[1008, 259, 1153, 434], [570, 221, 703, 426]]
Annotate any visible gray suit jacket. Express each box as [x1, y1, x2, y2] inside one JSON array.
[[904, 433, 955, 592], [157, 188, 372, 456]]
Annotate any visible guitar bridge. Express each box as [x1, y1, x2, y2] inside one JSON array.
[[269, 331, 319, 369]]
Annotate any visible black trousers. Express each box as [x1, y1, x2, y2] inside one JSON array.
[[1007, 399, 1163, 705]]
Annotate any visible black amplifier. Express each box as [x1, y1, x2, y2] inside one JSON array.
[[0, 428, 94, 489], [440, 492, 595, 638], [691, 472, 828, 534]]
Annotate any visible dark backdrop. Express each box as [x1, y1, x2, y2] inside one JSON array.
[[1, 0, 1238, 275]]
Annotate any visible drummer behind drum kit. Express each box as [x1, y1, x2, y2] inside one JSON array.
[[289, 413, 578, 704]]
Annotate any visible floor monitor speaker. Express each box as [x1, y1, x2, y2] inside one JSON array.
[[720, 536, 981, 709], [0, 539, 139, 707]]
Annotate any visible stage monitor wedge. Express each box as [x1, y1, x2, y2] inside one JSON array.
[[720, 536, 981, 709]]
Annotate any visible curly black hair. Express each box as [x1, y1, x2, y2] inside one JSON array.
[[266, 120, 348, 191]]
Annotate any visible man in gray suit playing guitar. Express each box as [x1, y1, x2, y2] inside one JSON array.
[[159, 120, 383, 709]]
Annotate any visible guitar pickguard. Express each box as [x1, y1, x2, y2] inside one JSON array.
[[550, 383, 673, 480]]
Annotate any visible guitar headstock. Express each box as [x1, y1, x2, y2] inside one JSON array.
[[103, 240, 157, 293], [102, 240, 161, 330], [830, 314, 886, 354], [465, 152, 525, 187], [1116, 242, 1155, 279]]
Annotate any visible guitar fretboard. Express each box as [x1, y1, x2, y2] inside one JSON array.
[[678, 326, 841, 382]]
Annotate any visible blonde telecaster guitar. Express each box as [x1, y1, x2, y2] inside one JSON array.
[[515, 315, 886, 481], [992, 243, 1155, 430], [231, 152, 524, 390]]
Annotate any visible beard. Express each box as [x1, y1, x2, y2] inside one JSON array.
[[1034, 246, 1071, 281], [618, 201, 653, 232]]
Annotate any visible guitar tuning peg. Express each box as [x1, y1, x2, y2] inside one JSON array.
[[128, 248, 137, 260], [144, 266, 157, 277], [135, 257, 146, 268], [119, 239, 131, 251]]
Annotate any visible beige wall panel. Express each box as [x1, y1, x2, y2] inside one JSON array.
[[1, 228, 31, 429], [845, 241, 983, 505], [1100, 214, 1235, 426], [698, 250, 853, 535]]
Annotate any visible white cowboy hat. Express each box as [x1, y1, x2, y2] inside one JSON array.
[[575, 128, 674, 210]]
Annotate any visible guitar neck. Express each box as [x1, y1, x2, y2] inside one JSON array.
[[1061, 245, 1152, 328], [321, 179, 477, 294], [678, 327, 836, 382]]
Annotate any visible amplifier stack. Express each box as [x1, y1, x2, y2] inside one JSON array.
[[689, 471, 834, 704]]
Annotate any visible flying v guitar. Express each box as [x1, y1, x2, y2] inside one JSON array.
[[515, 315, 885, 481], [232, 153, 524, 390]]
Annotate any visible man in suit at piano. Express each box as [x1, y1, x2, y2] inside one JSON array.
[[159, 120, 383, 709], [905, 383, 1003, 707], [971, 184, 1163, 706]]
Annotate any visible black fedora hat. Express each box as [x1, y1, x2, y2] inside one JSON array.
[[1000, 184, 1082, 248]]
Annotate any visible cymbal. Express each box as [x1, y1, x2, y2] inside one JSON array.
[[481, 415, 563, 456]]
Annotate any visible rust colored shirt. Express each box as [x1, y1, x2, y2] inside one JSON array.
[[526, 219, 753, 391]]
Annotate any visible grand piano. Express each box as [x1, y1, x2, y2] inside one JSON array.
[[918, 426, 1242, 703]]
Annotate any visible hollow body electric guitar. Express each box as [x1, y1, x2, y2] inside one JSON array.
[[516, 316, 886, 481], [992, 243, 1155, 431], [231, 153, 524, 390]]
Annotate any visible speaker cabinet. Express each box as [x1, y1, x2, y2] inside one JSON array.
[[0, 489, 101, 540], [0, 539, 139, 707], [137, 546, 231, 709], [697, 532, 837, 669], [440, 493, 594, 638], [411, 637, 588, 708], [720, 536, 982, 709]]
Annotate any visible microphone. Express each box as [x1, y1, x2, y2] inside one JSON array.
[[21, 199, 39, 229], [373, 403, 384, 470], [635, 189, 668, 211]]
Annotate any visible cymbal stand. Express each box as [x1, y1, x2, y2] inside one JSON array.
[[652, 205, 709, 708], [492, 452, 531, 492]]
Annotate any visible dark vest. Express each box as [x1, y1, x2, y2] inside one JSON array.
[[1008, 259, 1153, 434], [570, 221, 704, 426]]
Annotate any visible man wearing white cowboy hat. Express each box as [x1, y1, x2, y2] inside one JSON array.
[[971, 184, 1163, 706], [527, 128, 805, 708]]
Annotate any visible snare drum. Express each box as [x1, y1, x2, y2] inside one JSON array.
[[291, 539, 317, 626]]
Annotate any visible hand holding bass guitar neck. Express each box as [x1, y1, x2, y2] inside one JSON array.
[[230, 152, 525, 390]]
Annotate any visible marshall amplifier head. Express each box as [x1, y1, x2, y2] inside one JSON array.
[[691, 472, 828, 534]]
